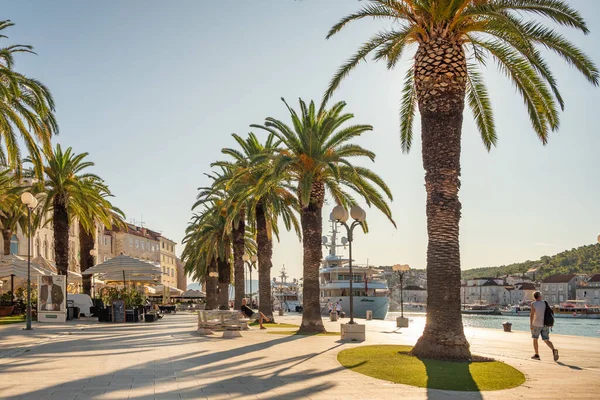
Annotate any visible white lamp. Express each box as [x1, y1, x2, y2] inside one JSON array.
[[90, 249, 97, 256], [242, 253, 250, 262], [251, 254, 258, 262], [350, 205, 366, 222], [21, 192, 38, 209], [208, 271, 218, 278], [331, 205, 349, 222], [393, 264, 410, 272]]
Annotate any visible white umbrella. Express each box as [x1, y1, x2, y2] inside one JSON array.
[[180, 289, 206, 298], [0, 254, 55, 296], [32, 256, 82, 282], [82, 254, 163, 287]]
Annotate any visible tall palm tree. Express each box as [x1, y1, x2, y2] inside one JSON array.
[[216, 132, 301, 321], [253, 98, 395, 333], [202, 162, 247, 310], [324, 0, 598, 360], [0, 20, 57, 174], [74, 177, 125, 295], [33, 144, 102, 275]]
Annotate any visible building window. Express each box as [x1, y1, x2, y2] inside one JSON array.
[[35, 239, 41, 257], [135, 239, 139, 248], [552, 295, 556, 302], [141, 242, 145, 250], [162, 242, 165, 249], [129, 238, 133, 247], [544, 285, 549, 291], [558, 285, 563, 291], [551, 285, 556, 291], [43, 241, 48, 259], [10, 235, 19, 254], [104, 256, 108, 262]]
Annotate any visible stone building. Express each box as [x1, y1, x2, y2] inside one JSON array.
[[576, 274, 600, 305], [540, 274, 585, 305]]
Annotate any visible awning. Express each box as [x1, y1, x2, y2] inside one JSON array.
[[180, 289, 206, 298], [32, 256, 82, 282]]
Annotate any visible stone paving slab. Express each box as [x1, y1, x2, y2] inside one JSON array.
[[0, 312, 599, 399]]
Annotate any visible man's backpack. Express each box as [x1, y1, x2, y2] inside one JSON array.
[[543, 301, 555, 327]]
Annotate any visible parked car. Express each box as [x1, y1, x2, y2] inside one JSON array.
[[67, 294, 93, 317]]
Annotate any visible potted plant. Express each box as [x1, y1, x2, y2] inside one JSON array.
[[0, 293, 14, 317]]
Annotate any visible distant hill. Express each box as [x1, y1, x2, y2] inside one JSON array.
[[461, 243, 600, 281]]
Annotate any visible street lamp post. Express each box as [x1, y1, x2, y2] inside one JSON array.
[[332, 204, 366, 325], [20, 192, 38, 331], [392, 264, 410, 328], [90, 249, 97, 298], [242, 254, 258, 305]]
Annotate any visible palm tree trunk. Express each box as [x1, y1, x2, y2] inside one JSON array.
[[205, 259, 218, 310], [2, 229, 11, 255], [79, 221, 95, 295], [217, 254, 231, 310], [299, 182, 326, 333], [256, 202, 274, 321], [232, 213, 246, 310], [411, 38, 471, 361], [53, 198, 69, 276]]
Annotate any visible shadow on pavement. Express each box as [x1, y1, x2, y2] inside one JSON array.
[[0, 314, 341, 399]]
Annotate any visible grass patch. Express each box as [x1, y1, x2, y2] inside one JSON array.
[[267, 330, 341, 336], [338, 345, 525, 391], [0, 315, 25, 325], [249, 321, 299, 328]]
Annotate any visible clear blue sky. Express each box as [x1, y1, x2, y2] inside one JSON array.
[[5, 1, 600, 282]]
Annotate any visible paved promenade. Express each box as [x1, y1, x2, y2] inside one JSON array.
[[0, 312, 599, 399]]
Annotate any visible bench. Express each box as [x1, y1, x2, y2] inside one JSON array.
[[197, 310, 246, 337]]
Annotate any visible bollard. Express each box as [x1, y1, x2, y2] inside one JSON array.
[[502, 322, 512, 332], [366, 310, 373, 320], [330, 311, 338, 321], [278, 309, 284, 316]]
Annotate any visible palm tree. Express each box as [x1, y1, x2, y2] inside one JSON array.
[[33, 144, 102, 275], [181, 216, 219, 309], [216, 132, 301, 321], [0, 20, 57, 174], [252, 98, 395, 333], [0, 168, 24, 255], [324, 0, 598, 360], [74, 177, 125, 295]]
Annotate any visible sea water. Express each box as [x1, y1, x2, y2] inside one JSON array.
[[387, 312, 600, 338]]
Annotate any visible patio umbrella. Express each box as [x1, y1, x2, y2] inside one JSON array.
[[81, 254, 163, 288], [32, 256, 83, 282], [0, 254, 55, 298], [180, 289, 206, 298]]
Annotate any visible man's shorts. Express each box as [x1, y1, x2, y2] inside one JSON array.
[[531, 326, 550, 340]]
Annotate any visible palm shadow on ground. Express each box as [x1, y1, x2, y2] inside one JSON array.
[[0, 314, 342, 399]]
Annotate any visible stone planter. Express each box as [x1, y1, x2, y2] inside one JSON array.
[[341, 323, 365, 342], [396, 316, 409, 328], [0, 305, 14, 317]]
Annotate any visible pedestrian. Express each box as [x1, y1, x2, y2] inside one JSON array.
[[336, 300, 342, 317], [530, 291, 559, 361]]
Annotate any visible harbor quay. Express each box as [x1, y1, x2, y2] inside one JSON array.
[[0, 313, 599, 400]]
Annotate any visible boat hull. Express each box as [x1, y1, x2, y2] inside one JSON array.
[[554, 313, 600, 319], [321, 296, 389, 319], [500, 311, 530, 316]]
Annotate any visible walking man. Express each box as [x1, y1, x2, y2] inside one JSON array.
[[530, 291, 559, 361]]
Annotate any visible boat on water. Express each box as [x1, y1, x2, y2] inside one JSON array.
[[461, 304, 500, 315], [271, 266, 302, 312], [319, 219, 389, 319], [553, 301, 600, 319], [500, 304, 531, 316]]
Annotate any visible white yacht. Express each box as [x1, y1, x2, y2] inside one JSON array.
[[319, 219, 390, 319], [271, 266, 302, 312]]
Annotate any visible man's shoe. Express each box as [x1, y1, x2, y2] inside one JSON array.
[[553, 349, 559, 361], [531, 354, 540, 360], [260, 326, 267, 330]]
